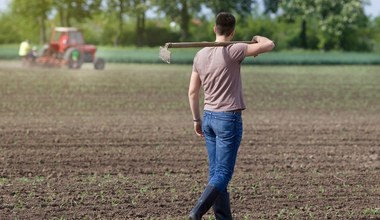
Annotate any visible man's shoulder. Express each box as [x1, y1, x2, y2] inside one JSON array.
[[227, 43, 248, 62], [228, 43, 248, 51], [194, 47, 212, 61], [197, 47, 213, 55]]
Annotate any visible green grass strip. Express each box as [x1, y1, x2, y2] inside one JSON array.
[[1, 44, 379, 65]]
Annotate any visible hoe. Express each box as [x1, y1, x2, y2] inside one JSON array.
[[159, 41, 257, 64]]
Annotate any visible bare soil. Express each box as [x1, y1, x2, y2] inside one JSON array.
[[0, 62, 379, 219]]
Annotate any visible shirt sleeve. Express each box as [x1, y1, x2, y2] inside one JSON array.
[[228, 43, 248, 63], [192, 53, 199, 73]]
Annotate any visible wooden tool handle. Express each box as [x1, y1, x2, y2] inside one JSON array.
[[165, 41, 256, 48]]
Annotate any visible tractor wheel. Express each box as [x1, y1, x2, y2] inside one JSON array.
[[64, 47, 83, 69], [94, 57, 105, 70]]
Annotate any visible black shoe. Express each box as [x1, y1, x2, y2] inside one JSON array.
[[213, 191, 233, 220], [189, 185, 220, 220]]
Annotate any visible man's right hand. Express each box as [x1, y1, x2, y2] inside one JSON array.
[[194, 121, 204, 137]]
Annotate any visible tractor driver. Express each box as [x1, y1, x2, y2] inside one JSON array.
[[18, 39, 31, 66], [60, 32, 69, 46]]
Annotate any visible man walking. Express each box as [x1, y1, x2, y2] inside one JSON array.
[[188, 12, 275, 219]]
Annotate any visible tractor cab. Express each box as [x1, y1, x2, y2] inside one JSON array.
[[50, 27, 84, 53]]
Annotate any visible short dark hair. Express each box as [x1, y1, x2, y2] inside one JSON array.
[[215, 12, 236, 36]]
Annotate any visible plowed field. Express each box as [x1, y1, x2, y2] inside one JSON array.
[[1, 62, 379, 219]]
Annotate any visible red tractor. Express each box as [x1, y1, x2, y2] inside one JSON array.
[[36, 27, 105, 69]]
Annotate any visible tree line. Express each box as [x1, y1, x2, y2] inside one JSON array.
[[0, 0, 379, 51]]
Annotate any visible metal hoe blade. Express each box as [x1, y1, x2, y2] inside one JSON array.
[[159, 46, 171, 64]]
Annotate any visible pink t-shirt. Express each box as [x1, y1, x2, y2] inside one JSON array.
[[192, 43, 248, 112]]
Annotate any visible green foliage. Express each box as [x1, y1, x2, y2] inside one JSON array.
[[280, 0, 371, 51], [52, 0, 102, 26], [0, 13, 22, 44], [11, 0, 52, 43], [143, 21, 181, 47], [152, 0, 202, 41], [204, 0, 255, 19], [370, 16, 380, 52], [237, 16, 290, 49], [189, 18, 214, 42], [0, 0, 379, 52], [74, 14, 181, 46]]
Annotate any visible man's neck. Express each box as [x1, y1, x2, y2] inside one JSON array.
[[215, 35, 231, 42]]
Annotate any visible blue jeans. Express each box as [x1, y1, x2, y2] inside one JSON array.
[[202, 110, 243, 192]]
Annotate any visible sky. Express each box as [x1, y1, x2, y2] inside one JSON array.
[[365, 0, 380, 17], [0, 0, 9, 12], [0, 0, 379, 17]]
